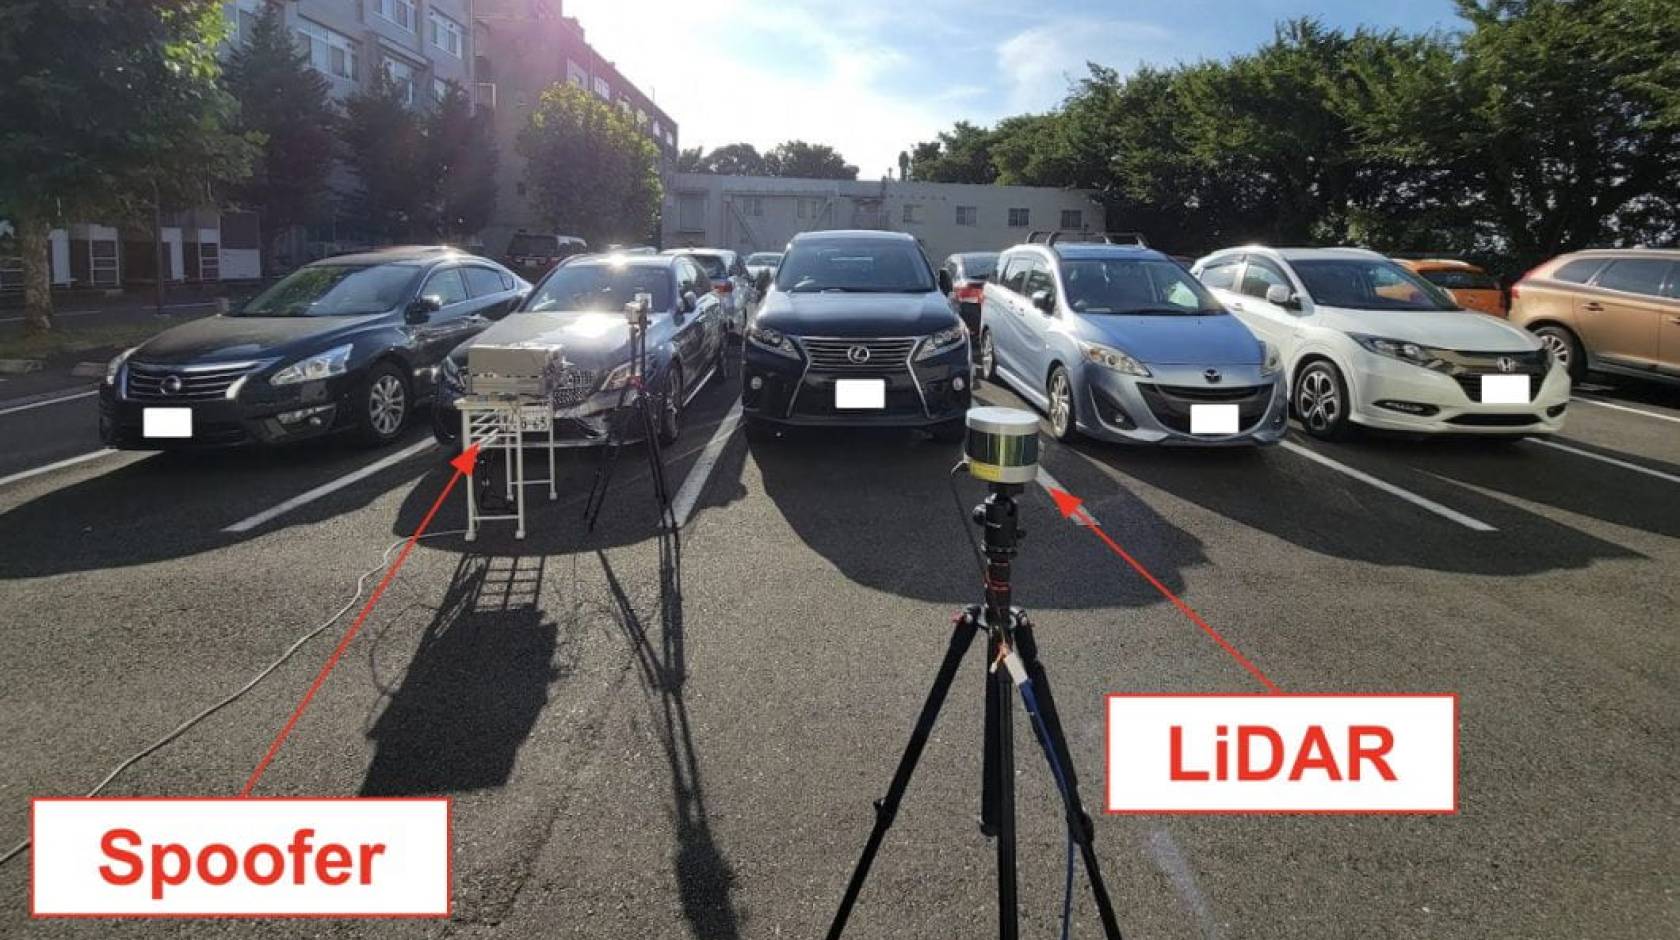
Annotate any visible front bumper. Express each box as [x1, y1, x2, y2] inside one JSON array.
[[1075, 362, 1288, 446], [1344, 353, 1569, 435], [740, 336, 972, 428], [98, 370, 360, 450]]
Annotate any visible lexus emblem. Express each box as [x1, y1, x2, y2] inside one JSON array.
[[1496, 356, 1517, 374], [161, 375, 184, 395], [1203, 368, 1222, 384], [847, 345, 871, 365]]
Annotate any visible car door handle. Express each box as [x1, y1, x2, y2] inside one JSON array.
[[1583, 302, 1603, 312], [1668, 316, 1680, 325]]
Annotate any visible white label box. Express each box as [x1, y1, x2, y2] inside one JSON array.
[[32, 798, 450, 917], [1480, 374, 1529, 404], [142, 408, 193, 439], [834, 379, 885, 409], [1190, 403, 1239, 435], [1106, 694, 1456, 813]]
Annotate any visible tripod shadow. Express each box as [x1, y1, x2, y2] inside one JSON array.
[[359, 552, 562, 796], [598, 527, 742, 939]]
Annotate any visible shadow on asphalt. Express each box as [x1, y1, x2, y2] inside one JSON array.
[[359, 552, 565, 796], [1576, 376, 1680, 412], [598, 527, 742, 939]]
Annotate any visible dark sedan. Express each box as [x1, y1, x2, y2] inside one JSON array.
[[742, 231, 972, 441], [99, 247, 528, 450]]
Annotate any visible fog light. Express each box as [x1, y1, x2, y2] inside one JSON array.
[[953, 376, 966, 392], [1374, 399, 1440, 417], [1546, 403, 1567, 418], [279, 405, 334, 425], [749, 376, 764, 390]]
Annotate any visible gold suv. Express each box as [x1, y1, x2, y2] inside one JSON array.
[[1509, 249, 1680, 383]]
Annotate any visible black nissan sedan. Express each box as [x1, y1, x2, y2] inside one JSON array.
[[99, 247, 528, 450], [742, 231, 972, 440]]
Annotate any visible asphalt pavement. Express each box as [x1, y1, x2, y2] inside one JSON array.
[[1, 368, 1677, 938]]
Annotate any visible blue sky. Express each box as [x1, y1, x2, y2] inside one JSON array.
[[567, 0, 1465, 178]]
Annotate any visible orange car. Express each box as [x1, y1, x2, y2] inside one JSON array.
[[1395, 259, 1507, 317]]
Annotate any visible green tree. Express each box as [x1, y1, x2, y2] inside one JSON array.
[[0, 0, 255, 331], [699, 142, 770, 176], [906, 121, 1002, 183], [341, 70, 428, 242], [223, 0, 338, 273], [426, 82, 498, 242], [676, 146, 706, 173], [517, 83, 662, 245], [764, 141, 858, 180]]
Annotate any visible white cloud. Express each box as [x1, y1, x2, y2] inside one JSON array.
[[997, 19, 1173, 113]]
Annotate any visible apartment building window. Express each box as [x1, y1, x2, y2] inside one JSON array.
[[296, 19, 360, 81], [567, 59, 587, 86], [636, 108, 648, 127], [956, 206, 978, 226], [740, 196, 763, 217], [1008, 207, 1030, 227], [593, 76, 610, 99], [796, 197, 824, 220], [665, 130, 675, 147], [432, 78, 450, 103], [384, 57, 415, 105], [373, 0, 414, 31], [902, 204, 924, 224], [1060, 209, 1083, 230], [677, 193, 706, 232], [428, 10, 463, 58], [226, 5, 257, 44]]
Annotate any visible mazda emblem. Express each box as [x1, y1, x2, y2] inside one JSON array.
[[1203, 368, 1222, 384], [161, 375, 184, 395], [1497, 357, 1517, 374], [847, 345, 871, 365]]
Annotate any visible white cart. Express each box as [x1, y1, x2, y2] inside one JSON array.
[[457, 395, 565, 541]]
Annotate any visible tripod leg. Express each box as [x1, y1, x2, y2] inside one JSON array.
[[993, 664, 1020, 940], [826, 612, 981, 940], [1013, 618, 1126, 940], [981, 629, 1001, 836]]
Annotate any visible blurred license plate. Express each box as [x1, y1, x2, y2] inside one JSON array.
[[1190, 404, 1238, 435], [142, 408, 192, 439], [1480, 374, 1528, 404], [520, 408, 551, 431], [835, 379, 885, 409]]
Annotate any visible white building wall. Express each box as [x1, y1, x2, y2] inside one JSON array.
[[661, 174, 1103, 264]]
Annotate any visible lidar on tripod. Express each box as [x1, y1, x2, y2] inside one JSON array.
[[827, 407, 1125, 940], [582, 291, 675, 533]]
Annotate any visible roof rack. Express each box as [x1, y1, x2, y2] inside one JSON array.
[[1025, 230, 1150, 248]]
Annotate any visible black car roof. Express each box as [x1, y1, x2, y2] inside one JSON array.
[[313, 246, 473, 267], [790, 229, 916, 243]]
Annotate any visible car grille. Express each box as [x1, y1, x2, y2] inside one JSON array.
[[1452, 374, 1534, 402], [1442, 349, 1547, 403], [798, 337, 917, 373], [125, 362, 259, 402], [1137, 383, 1271, 434], [544, 366, 597, 409]]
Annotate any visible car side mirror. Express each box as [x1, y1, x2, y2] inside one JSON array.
[[1031, 289, 1055, 313], [681, 290, 698, 314], [755, 270, 771, 294], [406, 295, 442, 323], [937, 269, 955, 296], [1265, 284, 1300, 309]]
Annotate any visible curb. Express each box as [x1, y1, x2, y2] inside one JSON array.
[[0, 359, 45, 375]]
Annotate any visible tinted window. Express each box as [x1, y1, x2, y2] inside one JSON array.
[[1291, 259, 1457, 311], [1594, 259, 1670, 297], [745, 253, 782, 266], [1551, 258, 1607, 284], [1420, 269, 1499, 290], [682, 253, 727, 279], [1062, 259, 1223, 315], [999, 255, 1028, 293], [422, 268, 469, 306], [1024, 259, 1055, 304], [1198, 259, 1240, 291], [957, 252, 997, 279], [679, 259, 709, 298], [237, 264, 417, 317], [508, 234, 557, 256], [463, 266, 507, 298], [775, 239, 936, 293], [1239, 258, 1291, 300], [527, 262, 674, 312]]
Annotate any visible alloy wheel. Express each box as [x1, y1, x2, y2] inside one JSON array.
[[1539, 332, 1571, 368], [369, 374, 406, 437], [981, 332, 995, 379], [1296, 368, 1339, 432], [1049, 371, 1071, 437]]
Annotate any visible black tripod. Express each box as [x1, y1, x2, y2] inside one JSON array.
[[827, 483, 1124, 940], [583, 294, 676, 534]]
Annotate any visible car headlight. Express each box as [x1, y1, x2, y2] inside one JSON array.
[[1350, 334, 1446, 371], [106, 347, 138, 386], [440, 355, 464, 393], [600, 360, 634, 392], [1260, 341, 1282, 377], [915, 324, 968, 361], [747, 324, 800, 359], [1078, 341, 1151, 377], [270, 344, 353, 386]]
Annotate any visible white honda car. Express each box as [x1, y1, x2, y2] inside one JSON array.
[[1190, 247, 1570, 440]]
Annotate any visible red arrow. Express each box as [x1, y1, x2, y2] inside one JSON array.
[[240, 443, 481, 796], [1045, 486, 1282, 695]]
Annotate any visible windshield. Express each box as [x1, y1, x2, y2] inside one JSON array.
[[681, 253, 727, 279], [746, 253, 782, 266], [1418, 268, 1499, 291], [776, 240, 936, 293], [1294, 259, 1459, 311], [526, 262, 673, 313], [1061, 259, 1224, 315], [236, 264, 417, 317], [957, 253, 997, 279]]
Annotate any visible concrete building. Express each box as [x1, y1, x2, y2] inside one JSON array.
[[473, 0, 678, 256], [662, 174, 1103, 265]]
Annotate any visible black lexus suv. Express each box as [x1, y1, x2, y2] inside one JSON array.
[[742, 230, 972, 440]]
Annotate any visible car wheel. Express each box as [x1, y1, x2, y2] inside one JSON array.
[[1533, 325, 1585, 382], [978, 330, 997, 383], [1294, 361, 1351, 441], [1046, 366, 1079, 441], [658, 362, 683, 446], [355, 362, 409, 447], [430, 404, 462, 456]]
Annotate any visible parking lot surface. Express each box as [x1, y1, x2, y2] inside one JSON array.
[[2, 372, 1677, 938]]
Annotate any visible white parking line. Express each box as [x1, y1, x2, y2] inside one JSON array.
[[1280, 441, 1497, 532], [671, 402, 742, 528], [0, 449, 118, 489], [1034, 464, 1098, 525], [1571, 396, 1680, 426], [222, 439, 436, 533], [1530, 438, 1680, 485], [0, 388, 97, 416]]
